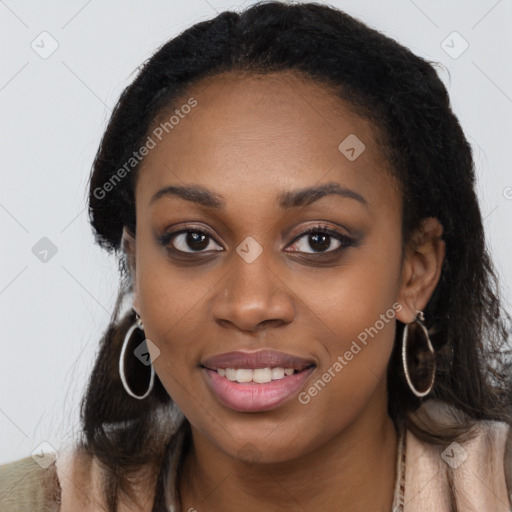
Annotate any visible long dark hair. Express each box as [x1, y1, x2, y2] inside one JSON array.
[[81, 2, 512, 510]]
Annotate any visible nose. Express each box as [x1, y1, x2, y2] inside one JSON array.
[[211, 247, 295, 333]]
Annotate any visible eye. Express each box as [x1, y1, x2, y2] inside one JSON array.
[[158, 226, 223, 254], [157, 223, 355, 257], [286, 225, 354, 254]]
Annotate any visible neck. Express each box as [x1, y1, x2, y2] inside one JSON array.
[[179, 388, 398, 512]]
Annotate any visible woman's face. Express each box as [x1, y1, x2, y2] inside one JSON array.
[[129, 70, 416, 462]]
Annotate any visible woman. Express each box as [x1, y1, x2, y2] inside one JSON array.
[[1, 2, 511, 511]]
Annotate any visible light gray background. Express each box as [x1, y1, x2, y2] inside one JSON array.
[[1, 0, 511, 464]]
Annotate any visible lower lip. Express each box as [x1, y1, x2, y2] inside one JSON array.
[[203, 366, 315, 412]]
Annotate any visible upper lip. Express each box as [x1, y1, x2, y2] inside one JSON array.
[[201, 350, 316, 371]]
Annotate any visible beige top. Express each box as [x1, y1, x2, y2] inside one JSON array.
[[1, 402, 512, 511]]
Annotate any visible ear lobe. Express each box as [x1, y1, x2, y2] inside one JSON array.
[[396, 217, 445, 323]]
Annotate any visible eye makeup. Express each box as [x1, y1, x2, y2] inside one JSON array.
[[154, 221, 362, 264]]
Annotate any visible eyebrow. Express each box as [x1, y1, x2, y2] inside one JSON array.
[[149, 181, 368, 209]]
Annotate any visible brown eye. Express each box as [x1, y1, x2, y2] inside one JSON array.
[[159, 228, 223, 254], [287, 226, 354, 254]]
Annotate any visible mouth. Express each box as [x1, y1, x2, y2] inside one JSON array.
[[200, 364, 316, 384], [201, 349, 316, 374], [200, 352, 316, 412]]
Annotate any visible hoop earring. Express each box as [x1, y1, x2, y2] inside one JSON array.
[[119, 310, 155, 400], [402, 310, 436, 398]]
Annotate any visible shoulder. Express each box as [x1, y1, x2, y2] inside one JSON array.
[[404, 401, 512, 511], [0, 448, 96, 512], [1, 447, 157, 512], [56, 447, 105, 511], [0, 453, 60, 511], [58, 447, 157, 512], [448, 418, 511, 511]]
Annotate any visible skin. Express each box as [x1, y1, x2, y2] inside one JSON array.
[[122, 70, 445, 512]]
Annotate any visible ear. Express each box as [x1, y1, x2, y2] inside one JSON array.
[[396, 217, 445, 323], [121, 226, 141, 313]]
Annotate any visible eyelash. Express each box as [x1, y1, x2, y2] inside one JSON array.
[[290, 225, 353, 250], [157, 223, 355, 258]]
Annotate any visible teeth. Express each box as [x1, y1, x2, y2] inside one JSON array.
[[225, 368, 237, 381], [215, 367, 300, 383], [271, 367, 284, 379], [236, 369, 253, 383], [253, 368, 272, 383]]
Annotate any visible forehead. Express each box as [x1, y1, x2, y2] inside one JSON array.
[[135, 70, 397, 215]]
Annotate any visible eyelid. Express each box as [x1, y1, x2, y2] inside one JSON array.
[[286, 224, 355, 253], [157, 224, 223, 252], [289, 224, 350, 242]]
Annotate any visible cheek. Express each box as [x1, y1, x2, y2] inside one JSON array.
[[294, 223, 402, 406], [137, 265, 206, 370], [137, 270, 206, 415], [299, 295, 398, 413], [300, 218, 402, 348], [134, 236, 202, 379], [135, 218, 213, 334], [293, 289, 399, 443]]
